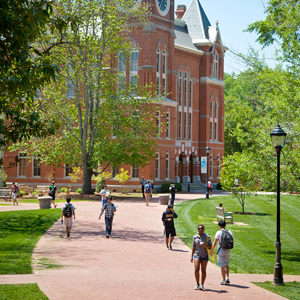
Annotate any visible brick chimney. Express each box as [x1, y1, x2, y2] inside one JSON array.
[[175, 5, 186, 20]]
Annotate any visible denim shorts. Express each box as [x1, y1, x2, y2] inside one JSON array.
[[193, 254, 209, 262]]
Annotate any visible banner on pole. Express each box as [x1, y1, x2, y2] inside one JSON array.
[[201, 157, 207, 174]]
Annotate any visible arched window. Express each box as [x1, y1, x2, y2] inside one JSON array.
[[156, 49, 160, 95], [184, 112, 187, 140], [184, 72, 188, 106], [212, 52, 218, 79], [189, 80, 193, 107], [189, 112, 192, 140], [178, 111, 182, 140], [178, 71, 182, 105], [214, 103, 218, 141], [162, 51, 167, 96], [130, 49, 138, 85], [166, 112, 170, 138]]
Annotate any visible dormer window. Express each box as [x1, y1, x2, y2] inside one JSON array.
[[212, 52, 218, 79]]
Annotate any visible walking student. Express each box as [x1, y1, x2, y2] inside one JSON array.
[[140, 176, 147, 199], [208, 181, 213, 196], [100, 185, 110, 207], [61, 196, 76, 237], [49, 181, 57, 208], [99, 196, 116, 238], [144, 180, 152, 206], [191, 224, 212, 290], [162, 204, 178, 250], [212, 220, 233, 285], [11, 182, 19, 206], [169, 182, 177, 206]]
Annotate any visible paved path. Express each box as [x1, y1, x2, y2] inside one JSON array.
[[0, 194, 299, 300]]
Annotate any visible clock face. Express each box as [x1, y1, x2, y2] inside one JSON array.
[[156, 0, 170, 16]]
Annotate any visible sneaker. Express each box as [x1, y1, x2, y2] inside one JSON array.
[[199, 285, 204, 290], [220, 280, 226, 285], [169, 244, 172, 250], [106, 235, 109, 238], [166, 247, 169, 250], [17, 202, 19, 205], [194, 283, 200, 290], [225, 278, 230, 285]]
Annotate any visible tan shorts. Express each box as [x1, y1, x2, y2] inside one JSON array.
[[64, 217, 73, 230]]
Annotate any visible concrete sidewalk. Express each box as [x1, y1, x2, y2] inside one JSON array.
[[0, 195, 299, 300]]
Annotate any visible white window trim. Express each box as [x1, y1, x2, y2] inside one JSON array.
[[130, 49, 138, 84], [210, 101, 213, 141], [213, 52, 218, 79], [165, 153, 169, 179], [178, 71, 182, 106], [183, 112, 187, 140], [156, 49, 161, 95], [210, 154, 213, 179], [166, 112, 170, 139], [189, 79, 193, 107], [155, 152, 160, 180], [184, 72, 188, 107], [162, 50, 167, 96], [131, 165, 139, 180], [189, 112, 192, 141], [18, 153, 26, 177]]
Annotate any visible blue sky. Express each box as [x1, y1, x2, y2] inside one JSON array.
[[175, 0, 276, 73]]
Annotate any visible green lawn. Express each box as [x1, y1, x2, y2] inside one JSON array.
[[253, 281, 300, 300], [0, 284, 48, 300], [0, 209, 61, 274], [174, 194, 300, 274]]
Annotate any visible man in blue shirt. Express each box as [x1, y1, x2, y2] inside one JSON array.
[[99, 196, 116, 238]]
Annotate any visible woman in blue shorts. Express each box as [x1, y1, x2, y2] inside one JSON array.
[[190, 224, 212, 290]]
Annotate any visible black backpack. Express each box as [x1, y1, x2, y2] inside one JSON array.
[[63, 203, 72, 217], [49, 187, 55, 197], [220, 229, 234, 249]]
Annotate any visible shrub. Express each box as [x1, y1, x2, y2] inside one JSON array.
[[161, 183, 171, 193], [76, 188, 82, 194], [175, 182, 182, 191], [19, 190, 25, 197], [60, 187, 68, 193], [216, 182, 222, 190], [161, 182, 182, 193]]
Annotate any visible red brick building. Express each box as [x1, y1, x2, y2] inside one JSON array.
[[4, 0, 226, 191]]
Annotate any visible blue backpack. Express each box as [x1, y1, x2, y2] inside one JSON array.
[[145, 184, 151, 193]]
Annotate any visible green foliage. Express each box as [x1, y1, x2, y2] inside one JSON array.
[[76, 188, 82, 194], [253, 281, 300, 300], [0, 209, 61, 274], [19, 191, 25, 197], [160, 182, 182, 193], [9, 0, 160, 194], [216, 182, 222, 190], [60, 187, 67, 193], [0, 0, 79, 147], [0, 284, 49, 300], [174, 195, 300, 274], [96, 180, 104, 193], [160, 183, 171, 193], [175, 182, 182, 192]]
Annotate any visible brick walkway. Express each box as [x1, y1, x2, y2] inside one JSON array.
[[1, 194, 299, 299]]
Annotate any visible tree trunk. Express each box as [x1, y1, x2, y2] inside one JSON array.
[[82, 165, 94, 194]]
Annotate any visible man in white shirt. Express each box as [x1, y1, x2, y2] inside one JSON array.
[[100, 185, 110, 207], [212, 220, 233, 285]]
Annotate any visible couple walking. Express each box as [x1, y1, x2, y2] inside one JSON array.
[[191, 220, 233, 290]]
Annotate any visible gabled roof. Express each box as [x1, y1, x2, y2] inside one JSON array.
[[182, 0, 215, 46]]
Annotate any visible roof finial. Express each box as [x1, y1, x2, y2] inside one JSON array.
[[216, 20, 219, 28]]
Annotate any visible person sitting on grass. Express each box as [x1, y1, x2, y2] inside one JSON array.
[[61, 196, 76, 237]]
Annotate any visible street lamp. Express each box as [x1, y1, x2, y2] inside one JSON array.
[[205, 146, 210, 199], [270, 124, 286, 286]]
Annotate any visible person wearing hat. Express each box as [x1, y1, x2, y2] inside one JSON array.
[[100, 185, 110, 207], [169, 182, 177, 206]]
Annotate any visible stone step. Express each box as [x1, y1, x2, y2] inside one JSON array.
[[181, 183, 207, 192]]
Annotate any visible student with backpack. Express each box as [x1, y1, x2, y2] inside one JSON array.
[[49, 181, 57, 208], [61, 196, 76, 237], [144, 180, 152, 206], [212, 220, 233, 285], [207, 181, 213, 196]]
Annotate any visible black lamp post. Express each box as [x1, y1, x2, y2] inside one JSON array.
[[205, 146, 210, 199], [270, 124, 286, 286]]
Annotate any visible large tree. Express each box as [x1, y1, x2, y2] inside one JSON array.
[[10, 0, 160, 194]]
